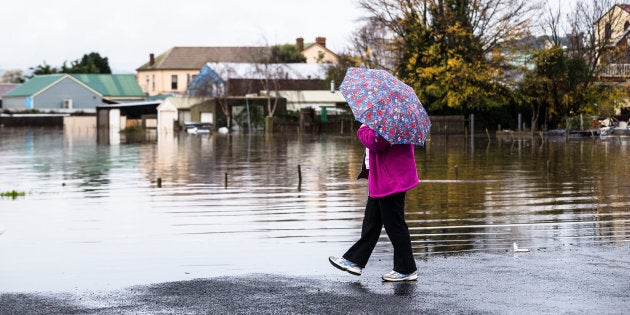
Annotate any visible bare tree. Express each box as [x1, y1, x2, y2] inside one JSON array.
[[251, 63, 286, 119], [541, 1, 566, 46], [468, 0, 543, 54], [349, 17, 398, 71]]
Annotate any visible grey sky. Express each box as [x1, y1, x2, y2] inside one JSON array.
[[0, 0, 363, 73]]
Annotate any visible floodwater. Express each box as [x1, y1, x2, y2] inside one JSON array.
[[0, 128, 628, 292]]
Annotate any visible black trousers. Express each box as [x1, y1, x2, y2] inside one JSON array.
[[343, 191, 417, 274]]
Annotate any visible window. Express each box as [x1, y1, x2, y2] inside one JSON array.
[[605, 22, 612, 41], [171, 75, 178, 90], [152, 75, 155, 91]]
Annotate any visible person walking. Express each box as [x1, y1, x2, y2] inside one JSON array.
[[329, 124, 419, 282]]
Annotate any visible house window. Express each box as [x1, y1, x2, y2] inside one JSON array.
[[625, 21, 630, 31], [171, 75, 178, 90], [152, 75, 155, 91], [605, 22, 612, 41]]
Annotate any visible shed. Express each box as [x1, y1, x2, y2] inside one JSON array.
[[157, 96, 214, 130], [96, 101, 161, 144]]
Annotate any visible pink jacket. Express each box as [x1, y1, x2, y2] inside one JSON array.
[[357, 125, 419, 198]]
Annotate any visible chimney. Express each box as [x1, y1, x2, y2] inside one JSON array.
[[296, 37, 304, 51], [315, 37, 326, 47], [149, 53, 155, 66]]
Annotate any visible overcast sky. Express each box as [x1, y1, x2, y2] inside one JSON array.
[[1, 0, 580, 75], [0, 0, 364, 74]]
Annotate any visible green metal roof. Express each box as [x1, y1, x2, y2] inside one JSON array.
[[3, 74, 144, 98], [3, 74, 64, 97], [72, 74, 144, 98]]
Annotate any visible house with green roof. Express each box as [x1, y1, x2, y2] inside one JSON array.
[[3, 74, 145, 111]]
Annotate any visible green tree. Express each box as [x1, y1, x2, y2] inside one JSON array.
[[29, 61, 59, 76], [269, 44, 306, 63], [401, 0, 514, 115], [519, 45, 622, 131], [355, 0, 536, 118], [62, 52, 112, 73]]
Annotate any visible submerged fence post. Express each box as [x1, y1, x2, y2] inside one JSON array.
[[298, 164, 302, 191], [546, 160, 551, 176], [224, 172, 228, 189], [157, 177, 162, 188]]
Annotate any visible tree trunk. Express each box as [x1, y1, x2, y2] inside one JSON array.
[[265, 116, 274, 133]]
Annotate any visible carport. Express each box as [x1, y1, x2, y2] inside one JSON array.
[[96, 101, 161, 144]]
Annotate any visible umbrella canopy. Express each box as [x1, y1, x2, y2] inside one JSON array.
[[340, 67, 431, 145]]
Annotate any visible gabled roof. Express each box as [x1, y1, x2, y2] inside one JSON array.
[[596, 4, 630, 25], [303, 42, 338, 57], [136, 47, 271, 71], [0, 83, 21, 97], [4, 74, 145, 98], [3, 74, 65, 97]]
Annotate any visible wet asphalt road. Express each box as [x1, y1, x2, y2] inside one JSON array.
[[1, 244, 629, 314]]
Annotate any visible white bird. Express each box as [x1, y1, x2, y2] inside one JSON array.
[[218, 127, 229, 134], [513, 242, 530, 252]]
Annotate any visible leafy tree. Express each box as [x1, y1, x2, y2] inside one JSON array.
[[29, 61, 59, 76], [1, 70, 26, 83], [519, 45, 623, 131], [270, 44, 306, 63], [62, 52, 112, 74], [353, 0, 536, 116], [28, 52, 111, 78]]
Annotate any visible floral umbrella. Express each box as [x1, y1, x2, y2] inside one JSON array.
[[339, 67, 431, 145]]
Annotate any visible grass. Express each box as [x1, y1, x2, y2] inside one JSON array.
[[1, 190, 26, 199]]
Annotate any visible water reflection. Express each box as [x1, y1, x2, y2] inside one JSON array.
[[0, 128, 628, 291]]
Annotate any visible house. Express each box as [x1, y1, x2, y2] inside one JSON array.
[[136, 38, 338, 97], [0, 83, 19, 108], [595, 4, 630, 79], [296, 37, 339, 64], [3, 74, 145, 112], [136, 46, 269, 97], [188, 62, 329, 97]]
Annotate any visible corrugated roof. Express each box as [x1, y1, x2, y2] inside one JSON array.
[[204, 62, 328, 80], [3, 74, 64, 97], [162, 96, 207, 109], [72, 74, 144, 97], [3, 74, 144, 98], [136, 47, 271, 70]]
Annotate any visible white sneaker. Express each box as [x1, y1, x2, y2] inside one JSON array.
[[328, 256, 362, 276], [382, 270, 418, 282]]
